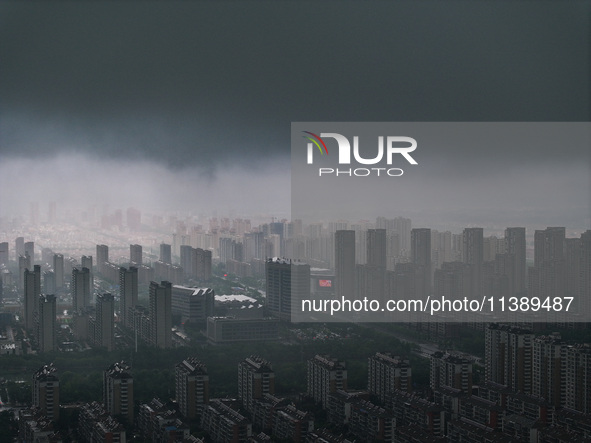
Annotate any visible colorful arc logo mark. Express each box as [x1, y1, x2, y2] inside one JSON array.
[[302, 131, 328, 155]]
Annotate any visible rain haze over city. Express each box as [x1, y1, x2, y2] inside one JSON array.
[[0, 2, 590, 442]]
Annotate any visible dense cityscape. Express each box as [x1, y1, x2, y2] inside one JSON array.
[[0, 206, 589, 442], [2, 2, 588, 442]]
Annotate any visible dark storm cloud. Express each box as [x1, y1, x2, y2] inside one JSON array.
[[1, 1, 589, 171]]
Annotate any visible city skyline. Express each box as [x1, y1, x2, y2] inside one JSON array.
[[1, 2, 589, 441]]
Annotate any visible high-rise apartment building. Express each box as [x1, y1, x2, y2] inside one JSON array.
[[15, 237, 25, 261], [532, 333, 567, 408], [385, 217, 411, 254], [160, 243, 172, 264], [43, 271, 56, 296], [41, 247, 54, 265], [485, 324, 534, 393], [367, 229, 387, 270], [430, 351, 473, 393], [566, 238, 581, 299], [130, 244, 142, 266], [433, 262, 471, 314], [24, 241, 35, 266], [176, 357, 209, 419], [504, 227, 526, 295], [531, 227, 566, 302], [24, 265, 41, 330], [81, 254, 93, 281], [103, 361, 134, 423], [265, 258, 310, 321], [335, 230, 356, 301], [368, 353, 412, 404], [71, 267, 91, 311], [94, 293, 114, 351], [356, 263, 386, 303], [360, 229, 387, 302], [36, 294, 57, 353], [219, 237, 244, 264], [119, 267, 138, 328], [96, 244, 109, 274], [0, 242, 8, 266], [149, 281, 172, 349], [179, 246, 212, 281], [411, 228, 432, 295], [194, 247, 212, 281], [307, 355, 347, 408], [19, 255, 31, 290], [32, 364, 60, 420], [238, 356, 275, 412], [565, 344, 591, 414], [180, 245, 193, 278], [53, 253, 64, 289], [462, 227, 483, 296]]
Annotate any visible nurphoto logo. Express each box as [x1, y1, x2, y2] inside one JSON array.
[[303, 130, 418, 177]]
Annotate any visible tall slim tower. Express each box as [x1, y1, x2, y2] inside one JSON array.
[[119, 267, 138, 328], [15, 237, 25, 261], [0, 242, 8, 266], [504, 227, 526, 295], [19, 255, 31, 290], [266, 258, 291, 321], [130, 244, 142, 266], [95, 293, 114, 351], [390, 217, 412, 255], [53, 254, 64, 289], [411, 228, 432, 295], [180, 245, 193, 278], [430, 351, 473, 393], [368, 353, 412, 404], [149, 281, 172, 349], [71, 267, 91, 311], [462, 227, 483, 296], [307, 355, 347, 408], [25, 241, 35, 266], [160, 243, 172, 264], [532, 227, 566, 301], [485, 324, 534, 393], [367, 229, 387, 270], [103, 361, 134, 424], [532, 333, 566, 408], [176, 357, 210, 419], [238, 356, 275, 412], [32, 364, 60, 421], [194, 248, 212, 281], [24, 265, 41, 330], [565, 344, 591, 413], [335, 230, 356, 300], [81, 255, 94, 294], [36, 294, 57, 353], [96, 244, 109, 274], [43, 271, 56, 295]]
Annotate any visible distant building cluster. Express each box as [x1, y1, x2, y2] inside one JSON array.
[[1, 215, 590, 441], [2, 218, 589, 353]]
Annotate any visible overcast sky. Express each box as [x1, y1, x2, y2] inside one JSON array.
[[1, 1, 589, 228]]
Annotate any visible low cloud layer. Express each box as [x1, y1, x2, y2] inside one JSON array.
[[0, 153, 291, 220]]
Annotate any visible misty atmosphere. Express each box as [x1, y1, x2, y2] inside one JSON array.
[[0, 1, 590, 442]]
